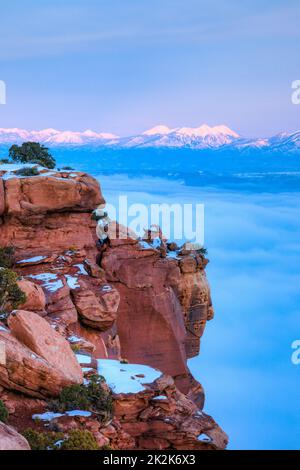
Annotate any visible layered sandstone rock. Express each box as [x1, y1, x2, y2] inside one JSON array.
[[177, 255, 214, 358], [28, 363, 228, 450], [0, 422, 30, 450], [113, 373, 228, 450], [3, 171, 102, 216], [7, 310, 83, 384], [0, 168, 102, 257], [71, 282, 120, 330], [101, 238, 213, 406], [17, 279, 46, 314], [0, 328, 80, 397], [0, 166, 226, 449], [0, 179, 5, 216]]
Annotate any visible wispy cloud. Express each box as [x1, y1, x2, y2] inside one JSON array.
[[1, 1, 300, 60]]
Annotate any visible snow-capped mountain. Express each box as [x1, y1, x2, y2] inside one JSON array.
[[0, 125, 300, 153], [267, 131, 300, 152], [118, 124, 240, 149], [0, 127, 119, 146]]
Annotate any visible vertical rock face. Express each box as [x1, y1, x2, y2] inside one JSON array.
[[101, 240, 214, 405], [177, 256, 214, 359], [0, 179, 5, 216], [102, 246, 188, 376], [0, 166, 226, 449]]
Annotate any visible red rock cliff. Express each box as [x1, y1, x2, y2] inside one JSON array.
[[0, 165, 227, 450]]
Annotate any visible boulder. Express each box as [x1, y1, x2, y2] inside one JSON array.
[[43, 281, 78, 325], [83, 258, 104, 278], [67, 323, 108, 358], [17, 279, 46, 313], [0, 170, 103, 257], [71, 284, 120, 331], [0, 422, 30, 450], [3, 173, 103, 216], [7, 310, 83, 384], [0, 329, 78, 397]]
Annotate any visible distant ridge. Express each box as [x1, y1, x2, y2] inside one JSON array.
[[0, 125, 299, 152]]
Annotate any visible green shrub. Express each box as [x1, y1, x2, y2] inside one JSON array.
[[0, 158, 10, 164], [60, 430, 99, 451], [0, 246, 15, 269], [14, 167, 39, 177], [0, 400, 8, 423], [51, 384, 90, 412], [101, 444, 112, 450], [60, 166, 74, 171], [9, 142, 56, 169], [70, 343, 81, 353], [0, 268, 26, 312], [23, 428, 100, 451], [23, 428, 64, 451], [49, 374, 113, 423], [197, 247, 208, 256]]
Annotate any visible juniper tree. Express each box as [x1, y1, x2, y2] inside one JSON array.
[[9, 142, 56, 169], [0, 268, 26, 312]]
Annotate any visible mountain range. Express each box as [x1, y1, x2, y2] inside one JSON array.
[[0, 125, 299, 153]]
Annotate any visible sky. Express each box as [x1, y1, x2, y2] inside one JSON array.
[[0, 0, 299, 137]]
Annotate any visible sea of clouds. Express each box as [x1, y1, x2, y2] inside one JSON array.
[[99, 174, 300, 450]]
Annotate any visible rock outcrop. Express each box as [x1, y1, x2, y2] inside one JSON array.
[[16, 279, 46, 314], [101, 239, 213, 406], [0, 328, 80, 397], [0, 422, 30, 450], [0, 168, 102, 256], [0, 165, 226, 450], [7, 310, 83, 384], [113, 374, 228, 450], [71, 282, 120, 330]]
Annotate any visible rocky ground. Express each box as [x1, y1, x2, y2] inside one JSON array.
[[0, 164, 228, 450]]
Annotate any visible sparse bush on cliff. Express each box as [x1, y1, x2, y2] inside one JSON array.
[[0, 400, 8, 423], [0, 246, 15, 269], [0, 268, 26, 313], [49, 374, 113, 423], [70, 343, 81, 353], [23, 428, 99, 451], [197, 247, 208, 256], [22, 428, 64, 450], [51, 383, 90, 411], [14, 166, 39, 177], [9, 142, 56, 169], [60, 430, 99, 450]]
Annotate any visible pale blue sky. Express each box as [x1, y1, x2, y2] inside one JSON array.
[[0, 0, 299, 136]]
